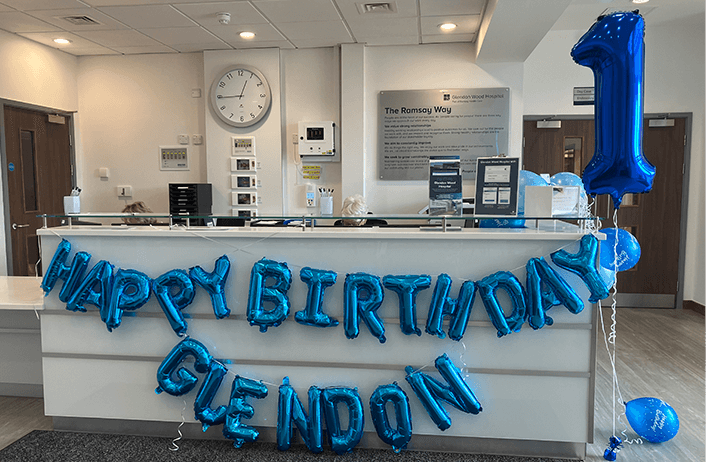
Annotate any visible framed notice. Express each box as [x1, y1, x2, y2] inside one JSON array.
[[474, 157, 519, 215], [378, 88, 510, 181], [429, 156, 462, 216]]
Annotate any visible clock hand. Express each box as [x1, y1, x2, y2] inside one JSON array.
[[217, 95, 239, 98], [237, 80, 248, 99]]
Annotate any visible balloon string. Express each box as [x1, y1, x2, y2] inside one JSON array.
[[169, 399, 187, 451]]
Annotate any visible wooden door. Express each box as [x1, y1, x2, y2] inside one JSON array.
[[5, 106, 72, 276], [523, 117, 686, 305]]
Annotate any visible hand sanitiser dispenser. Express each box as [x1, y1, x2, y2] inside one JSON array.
[[298, 121, 335, 157]]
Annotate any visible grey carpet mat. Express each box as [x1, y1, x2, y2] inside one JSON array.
[[0, 431, 574, 462]]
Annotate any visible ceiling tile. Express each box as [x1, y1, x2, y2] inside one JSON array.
[[170, 41, 232, 53], [419, 0, 485, 17], [0, 11, 60, 32], [276, 20, 352, 41], [82, 0, 207, 5], [346, 16, 417, 38], [229, 40, 295, 49], [173, 2, 268, 28], [140, 26, 222, 45], [420, 14, 480, 35], [97, 5, 197, 29], [334, 0, 419, 19], [0, 5, 14, 12], [253, 0, 341, 23], [291, 37, 354, 48], [356, 35, 418, 46], [0, 0, 87, 11], [421, 32, 475, 44], [63, 47, 121, 56], [209, 22, 287, 43], [110, 44, 178, 54], [24, 8, 130, 31], [74, 29, 164, 47], [18, 31, 104, 48]]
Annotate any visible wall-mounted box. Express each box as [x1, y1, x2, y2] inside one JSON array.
[[231, 174, 257, 189], [298, 121, 335, 156], [232, 136, 255, 156], [231, 157, 257, 173], [232, 191, 257, 206], [160, 146, 189, 171]]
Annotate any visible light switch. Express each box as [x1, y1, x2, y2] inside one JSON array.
[[192, 134, 203, 145], [178, 134, 189, 145], [99, 167, 110, 179]]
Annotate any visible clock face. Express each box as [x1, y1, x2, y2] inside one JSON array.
[[210, 66, 272, 128]]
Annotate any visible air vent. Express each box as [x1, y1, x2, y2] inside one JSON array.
[[356, 2, 398, 14], [58, 15, 102, 26]]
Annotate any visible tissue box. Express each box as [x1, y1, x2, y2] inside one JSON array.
[[524, 186, 579, 217]]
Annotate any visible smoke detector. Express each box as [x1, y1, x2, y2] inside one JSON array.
[[217, 12, 231, 25]]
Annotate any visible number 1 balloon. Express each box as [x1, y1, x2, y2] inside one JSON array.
[[571, 11, 656, 208]]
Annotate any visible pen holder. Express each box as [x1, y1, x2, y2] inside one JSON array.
[[63, 196, 80, 215], [319, 196, 333, 216]]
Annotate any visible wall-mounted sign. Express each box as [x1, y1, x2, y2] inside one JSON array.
[[573, 87, 594, 106], [378, 88, 509, 181]]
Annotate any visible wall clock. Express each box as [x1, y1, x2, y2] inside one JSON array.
[[210, 65, 272, 128]]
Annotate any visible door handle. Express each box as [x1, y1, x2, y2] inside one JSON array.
[[12, 223, 29, 230]]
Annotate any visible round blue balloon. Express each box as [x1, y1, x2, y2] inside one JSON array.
[[599, 228, 641, 272], [625, 397, 679, 443]]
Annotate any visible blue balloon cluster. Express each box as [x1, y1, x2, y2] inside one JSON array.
[[571, 11, 656, 209]]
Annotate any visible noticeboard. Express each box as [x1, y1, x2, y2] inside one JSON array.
[[378, 88, 510, 181]]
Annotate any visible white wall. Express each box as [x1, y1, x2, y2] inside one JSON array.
[[76, 53, 205, 215], [361, 43, 524, 214], [524, 19, 706, 305], [0, 31, 78, 275]]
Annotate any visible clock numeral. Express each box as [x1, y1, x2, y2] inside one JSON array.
[[240, 116, 245, 122], [250, 113, 255, 118], [257, 82, 263, 86], [220, 105, 226, 110], [249, 73, 254, 79], [226, 73, 233, 80], [258, 105, 262, 109], [260, 93, 266, 98], [237, 70, 244, 76], [219, 81, 226, 88], [229, 113, 234, 119]]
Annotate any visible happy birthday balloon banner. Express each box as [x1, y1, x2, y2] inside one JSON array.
[[41, 235, 609, 340]]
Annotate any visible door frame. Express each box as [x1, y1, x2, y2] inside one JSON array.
[[0, 99, 77, 276], [523, 112, 693, 310]]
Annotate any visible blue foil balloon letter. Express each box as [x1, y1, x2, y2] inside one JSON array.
[[276, 377, 324, 453], [383, 275, 431, 336], [405, 353, 482, 431], [190, 255, 232, 319], [526, 257, 584, 330], [343, 273, 386, 343], [571, 12, 655, 208], [104, 269, 151, 331], [369, 383, 412, 452], [155, 337, 212, 396], [193, 360, 228, 431], [247, 258, 292, 332], [152, 269, 196, 336], [425, 274, 476, 341], [41, 240, 92, 303], [65, 260, 114, 319], [321, 387, 365, 455], [551, 234, 609, 303], [476, 271, 526, 338], [222, 376, 268, 448], [625, 397, 679, 443], [295, 267, 338, 328]]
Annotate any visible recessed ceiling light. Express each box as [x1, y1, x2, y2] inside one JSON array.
[[632, 0, 649, 3], [53, 38, 71, 44], [240, 31, 255, 39], [439, 23, 457, 32]]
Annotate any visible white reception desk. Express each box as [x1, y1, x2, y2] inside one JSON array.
[[38, 222, 598, 460]]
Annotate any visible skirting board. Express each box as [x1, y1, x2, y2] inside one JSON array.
[[0, 383, 43, 398], [52, 416, 586, 460], [615, 293, 675, 308], [684, 300, 705, 315]]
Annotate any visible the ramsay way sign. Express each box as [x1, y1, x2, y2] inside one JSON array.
[[378, 88, 509, 181]]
